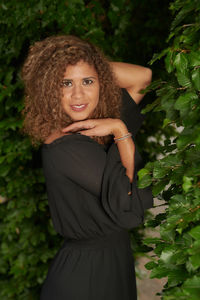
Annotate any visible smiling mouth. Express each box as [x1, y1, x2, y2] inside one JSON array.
[[70, 104, 88, 111]]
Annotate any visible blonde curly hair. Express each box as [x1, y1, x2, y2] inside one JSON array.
[[20, 35, 122, 147]]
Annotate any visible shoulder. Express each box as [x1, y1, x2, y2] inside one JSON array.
[[42, 134, 107, 196], [44, 131, 71, 145], [42, 134, 107, 160]]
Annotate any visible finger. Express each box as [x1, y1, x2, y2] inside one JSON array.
[[62, 120, 94, 132], [77, 128, 98, 136], [61, 123, 81, 132]]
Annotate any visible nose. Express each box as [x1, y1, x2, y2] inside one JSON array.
[[72, 84, 84, 100]]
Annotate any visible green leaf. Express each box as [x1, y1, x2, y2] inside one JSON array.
[[168, 267, 188, 287], [160, 97, 175, 113], [158, 163, 182, 186], [186, 260, 197, 273], [150, 264, 168, 279], [183, 276, 200, 295], [141, 97, 161, 113], [152, 179, 168, 196], [183, 109, 200, 127], [170, 4, 193, 30], [137, 168, 150, 179], [165, 50, 175, 73], [149, 48, 168, 65], [153, 161, 169, 179], [187, 240, 200, 256], [174, 52, 188, 74], [160, 249, 176, 264], [161, 153, 182, 167], [162, 118, 172, 128], [189, 254, 200, 269], [160, 227, 175, 242], [182, 176, 193, 192], [177, 72, 192, 87], [189, 51, 200, 67], [191, 68, 200, 90], [188, 225, 200, 240], [170, 194, 187, 206], [174, 92, 197, 111], [137, 174, 152, 188], [176, 128, 196, 149], [0, 164, 10, 177]]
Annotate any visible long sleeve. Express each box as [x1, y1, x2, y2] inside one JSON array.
[[98, 88, 153, 229], [120, 88, 154, 211], [100, 142, 153, 229]]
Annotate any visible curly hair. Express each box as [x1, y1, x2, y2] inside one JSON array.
[[20, 35, 122, 147]]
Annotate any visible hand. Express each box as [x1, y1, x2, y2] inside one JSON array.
[[61, 118, 128, 137]]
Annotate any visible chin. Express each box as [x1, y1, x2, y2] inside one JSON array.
[[70, 113, 90, 122], [65, 108, 95, 122]]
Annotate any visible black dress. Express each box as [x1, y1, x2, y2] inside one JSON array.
[[40, 89, 153, 300]]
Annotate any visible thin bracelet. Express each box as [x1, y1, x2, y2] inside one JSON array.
[[114, 132, 132, 141], [114, 133, 132, 143], [114, 132, 131, 140], [114, 132, 132, 143]]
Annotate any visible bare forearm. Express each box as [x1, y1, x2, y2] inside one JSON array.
[[110, 61, 152, 104], [112, 121, 135, 183]]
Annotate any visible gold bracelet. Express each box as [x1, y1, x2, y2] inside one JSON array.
[[114, 132, 132, 143]]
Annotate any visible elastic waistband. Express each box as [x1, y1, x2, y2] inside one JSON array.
[[62, 229, 130, 250]]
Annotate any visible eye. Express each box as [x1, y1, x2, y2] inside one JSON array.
[[61, 80, 72, 87], [83, 79, 93, 85]]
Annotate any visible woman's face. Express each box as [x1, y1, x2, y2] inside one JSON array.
[[61, 60, 100, 121]]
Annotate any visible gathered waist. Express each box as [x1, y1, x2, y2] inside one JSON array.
[[61, 229, 130, 250]]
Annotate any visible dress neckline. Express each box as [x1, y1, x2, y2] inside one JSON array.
[[42, 132, 109, 151], [43, 133, 76, 147]]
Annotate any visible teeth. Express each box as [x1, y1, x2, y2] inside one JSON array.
[[72, 105, 85, 108]]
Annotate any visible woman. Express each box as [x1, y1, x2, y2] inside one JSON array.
[[21, 35, 153, 300]]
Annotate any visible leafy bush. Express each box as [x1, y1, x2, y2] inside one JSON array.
[[139, 0, 200, 298]]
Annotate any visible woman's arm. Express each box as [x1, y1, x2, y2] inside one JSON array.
[[62, 118, 135, 183], [109, 62, 152, 104], [112, 121, 135, 183]]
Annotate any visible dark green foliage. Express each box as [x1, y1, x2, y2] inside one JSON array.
[[0, 0, 171, 299], [139, 0, 200, 298]]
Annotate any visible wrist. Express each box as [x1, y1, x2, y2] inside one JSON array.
[[112, 120, 129, 137]]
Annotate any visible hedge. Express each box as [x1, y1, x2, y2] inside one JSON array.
[[139, 0, 200, 298]]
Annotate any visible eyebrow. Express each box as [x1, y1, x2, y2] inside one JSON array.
[[62, 76, 97, 81]]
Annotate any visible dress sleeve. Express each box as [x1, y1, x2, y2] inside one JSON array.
[[120, 88, 146, 136], [98, 88, 152, 229], [100, 142, 153, 229]]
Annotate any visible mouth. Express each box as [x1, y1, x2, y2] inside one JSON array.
[[70, 104, 88, 112]]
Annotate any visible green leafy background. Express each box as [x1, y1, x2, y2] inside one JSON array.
[[139, 0, 200, 299], [1, 0, 199, 299]]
